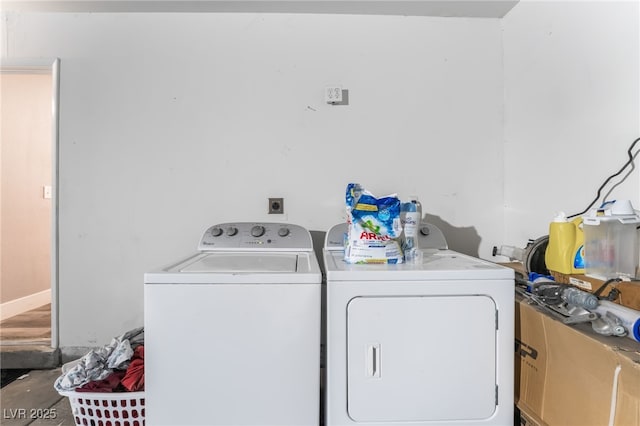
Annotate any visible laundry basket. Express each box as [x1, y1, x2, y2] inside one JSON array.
[[58, 359, 145, 426], [58, 389, 145, 426]]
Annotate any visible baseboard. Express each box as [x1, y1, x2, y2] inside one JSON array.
[[60, 346, 95, 364], [1, 289, 51, 321], [0, 346, 60, 369]]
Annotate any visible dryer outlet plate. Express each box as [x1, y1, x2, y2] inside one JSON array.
[[269, 198, 284, 214]]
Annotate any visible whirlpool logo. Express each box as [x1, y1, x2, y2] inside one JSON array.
[[515, 338, 538, 360]]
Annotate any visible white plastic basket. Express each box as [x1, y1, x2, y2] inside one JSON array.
[[58, 390, 145, 426]]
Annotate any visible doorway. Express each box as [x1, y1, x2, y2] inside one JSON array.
[[0, 58, 59, 358]]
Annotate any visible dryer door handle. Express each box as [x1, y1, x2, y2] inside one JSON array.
[[366, 344, 381, 378]]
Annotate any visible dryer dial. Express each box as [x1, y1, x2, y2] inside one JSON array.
[[226, 226, 238, 236], [210, 227, 223, 237], [278, 227, 290, 237], [251, 225, 266, 237]]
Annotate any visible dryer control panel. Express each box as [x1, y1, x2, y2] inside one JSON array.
[[324, 222, 448, 251], [198, 222, 314, 251]]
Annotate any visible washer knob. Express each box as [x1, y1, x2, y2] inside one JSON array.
[[210, 227, 223, 237], [419, 225, 430, 236], [226, 226, 238, 236], [251, 225, 266, 237], [278, 227, 290, 237]]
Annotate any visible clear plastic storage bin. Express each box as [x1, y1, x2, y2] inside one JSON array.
[[583, 200, 640, 280]]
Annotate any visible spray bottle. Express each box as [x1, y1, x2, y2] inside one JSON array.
[[402, 196, 422, 263]]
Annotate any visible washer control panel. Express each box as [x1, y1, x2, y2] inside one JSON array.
[[198, 222, 314, 251]]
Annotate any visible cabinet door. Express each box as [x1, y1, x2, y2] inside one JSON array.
[[347, 295, 497, 423]]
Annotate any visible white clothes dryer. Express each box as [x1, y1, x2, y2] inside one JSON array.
[[144, 222, 321, 426], [324, 223, 514, 426]]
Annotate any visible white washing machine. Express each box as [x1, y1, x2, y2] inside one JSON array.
[[144, 222, 321, 426], [324, 223, 514, 426]]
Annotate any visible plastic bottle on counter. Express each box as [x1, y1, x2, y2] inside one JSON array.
[[545, 212, 584, 275], [402, 196, 422, 263]]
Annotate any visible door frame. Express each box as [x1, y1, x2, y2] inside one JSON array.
[[1, 57, 60, 349]]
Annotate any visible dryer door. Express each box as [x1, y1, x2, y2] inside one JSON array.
[[347, 295, 497, 423]]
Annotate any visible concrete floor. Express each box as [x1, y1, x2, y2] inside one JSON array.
[[0, 368, 75, 426]]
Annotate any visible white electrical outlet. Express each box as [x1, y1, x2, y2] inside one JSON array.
[[325, 86, 343, 104]]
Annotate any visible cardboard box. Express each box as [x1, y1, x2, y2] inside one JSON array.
[[517, 404, 549, 426], [515, 293, 640, 426], [550, 270, 640, 311]]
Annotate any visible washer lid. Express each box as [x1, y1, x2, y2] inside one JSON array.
[[144, 252, 321, 284], [181, 253, 297, 273]]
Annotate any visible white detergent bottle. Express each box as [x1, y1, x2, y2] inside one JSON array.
[[402, 196, 422, 263]]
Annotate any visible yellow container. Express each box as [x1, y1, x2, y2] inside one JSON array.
[[545, 212, 585, 275]]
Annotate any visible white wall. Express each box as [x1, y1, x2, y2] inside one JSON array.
[[2, 1, 636, 350], [502, 0, 640, 247], [1, 12, 505, 348]]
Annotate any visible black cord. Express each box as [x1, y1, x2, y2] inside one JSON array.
[[603, 288, 621, 301], [593, 278, 621, 298], [567, 136, 640, 219]]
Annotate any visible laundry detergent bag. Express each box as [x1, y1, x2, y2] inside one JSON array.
[[344, 183, 404, 264]]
